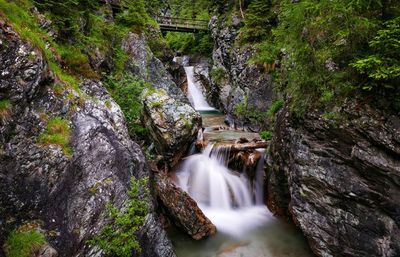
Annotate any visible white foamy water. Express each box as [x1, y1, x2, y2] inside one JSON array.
[[184, 66, 215, 111], [176, 144, 271, 238]]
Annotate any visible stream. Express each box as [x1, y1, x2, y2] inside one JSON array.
[[169, 64, 313, 257]]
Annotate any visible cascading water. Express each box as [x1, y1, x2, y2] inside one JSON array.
[[184, 66, 215, 111], [173, 60, 312, 257], [176, 144, 271, 238]]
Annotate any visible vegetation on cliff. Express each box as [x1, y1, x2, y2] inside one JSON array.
[[89, 177, 149, 257], [4, 228, 45, 257], [240, 0, 400, 114]]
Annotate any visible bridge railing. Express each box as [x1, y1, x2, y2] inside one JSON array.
[[156, 16, 209, 30]]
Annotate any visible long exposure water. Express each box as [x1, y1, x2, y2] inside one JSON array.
[[170, 64, 313, 257]]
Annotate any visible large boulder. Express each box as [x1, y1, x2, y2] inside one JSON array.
[[122, 33, 201, 165], [0, 20, 176, 257], [266, 102, 400, 257], [155, 173, 216, 240], [142, 89, 202, 166]]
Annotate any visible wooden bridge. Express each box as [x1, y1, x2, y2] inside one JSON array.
[[156, 16, 208, 33]]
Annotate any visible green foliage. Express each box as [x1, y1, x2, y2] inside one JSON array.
[[4, 229, 45, 257], [105, 75, 150, 139], [267, 99, 284, 118], [117, 0, 155, 33], [260, 130, 273, 140], [165, 31, 213, 56], [247, 0, 400, 114], [164, 0, 213, 56], [0, 0, 82, 89], [38, 117, 72, 156], [89, 177, 149, 257], [238, 0, 275, 43], [350, 17, 400, 90], [33, 0, 99, 39], [210, 67, 226, 85]]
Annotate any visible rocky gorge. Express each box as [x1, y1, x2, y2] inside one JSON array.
[[1, 1, 399, 257]]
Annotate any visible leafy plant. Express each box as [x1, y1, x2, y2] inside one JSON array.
[[4, 229, 45, 257], [260, 130, 273, 140], [38, 117, 72, 156], [105, 75, 150, 139], [350, 17, 400, 90], [89, 177, 149, 257]]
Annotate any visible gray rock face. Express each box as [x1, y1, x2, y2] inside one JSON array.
[[266, 102, 400, 257], [122, 32, 188, 103], [142, 89, 202, 166], [0, 20, 176, 257], [209, 15, 274, 130]]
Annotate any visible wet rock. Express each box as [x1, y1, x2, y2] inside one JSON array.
[[142, 89, 202, 167], [155, 173, 216, 240], [266, 102, 400, 257], [0, 19, 176, 257]]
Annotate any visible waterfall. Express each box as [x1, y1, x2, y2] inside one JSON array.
[[184, 66, 214, 111], [176, 144, 271, 238]]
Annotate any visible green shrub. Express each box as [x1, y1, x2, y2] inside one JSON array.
[[105, 75, 150, 139], [350, 17, 400, 90], [267, 99, 284, 118], [89, 177, 149, 257], [260, 130, 273, 140], [238, 0, 276, 43], [38, 117, 72, 156], [4, 229, 45, 257]]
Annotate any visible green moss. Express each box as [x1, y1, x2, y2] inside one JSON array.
[[105, 100, 112, 109], [151, 101, 163, 108], [4, 229, 45, 257], [38, 117, 72, 157]]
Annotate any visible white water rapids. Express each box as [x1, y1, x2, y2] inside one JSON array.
[[175, 144, 271, 238]]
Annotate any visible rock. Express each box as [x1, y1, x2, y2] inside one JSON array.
[[38, 244, 58, 257], [266, 101, 400, 257], [0, 19, 176, 257], [122, 33, 202, 167], [142, 89, 202, 167], [122, 32, 187, 103], [209, 15, 274, 130], [155, 173, 216, 240]]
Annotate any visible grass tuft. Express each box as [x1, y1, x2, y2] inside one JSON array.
[[38, 117, 72, 157], [4, 229, 45, 257]]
